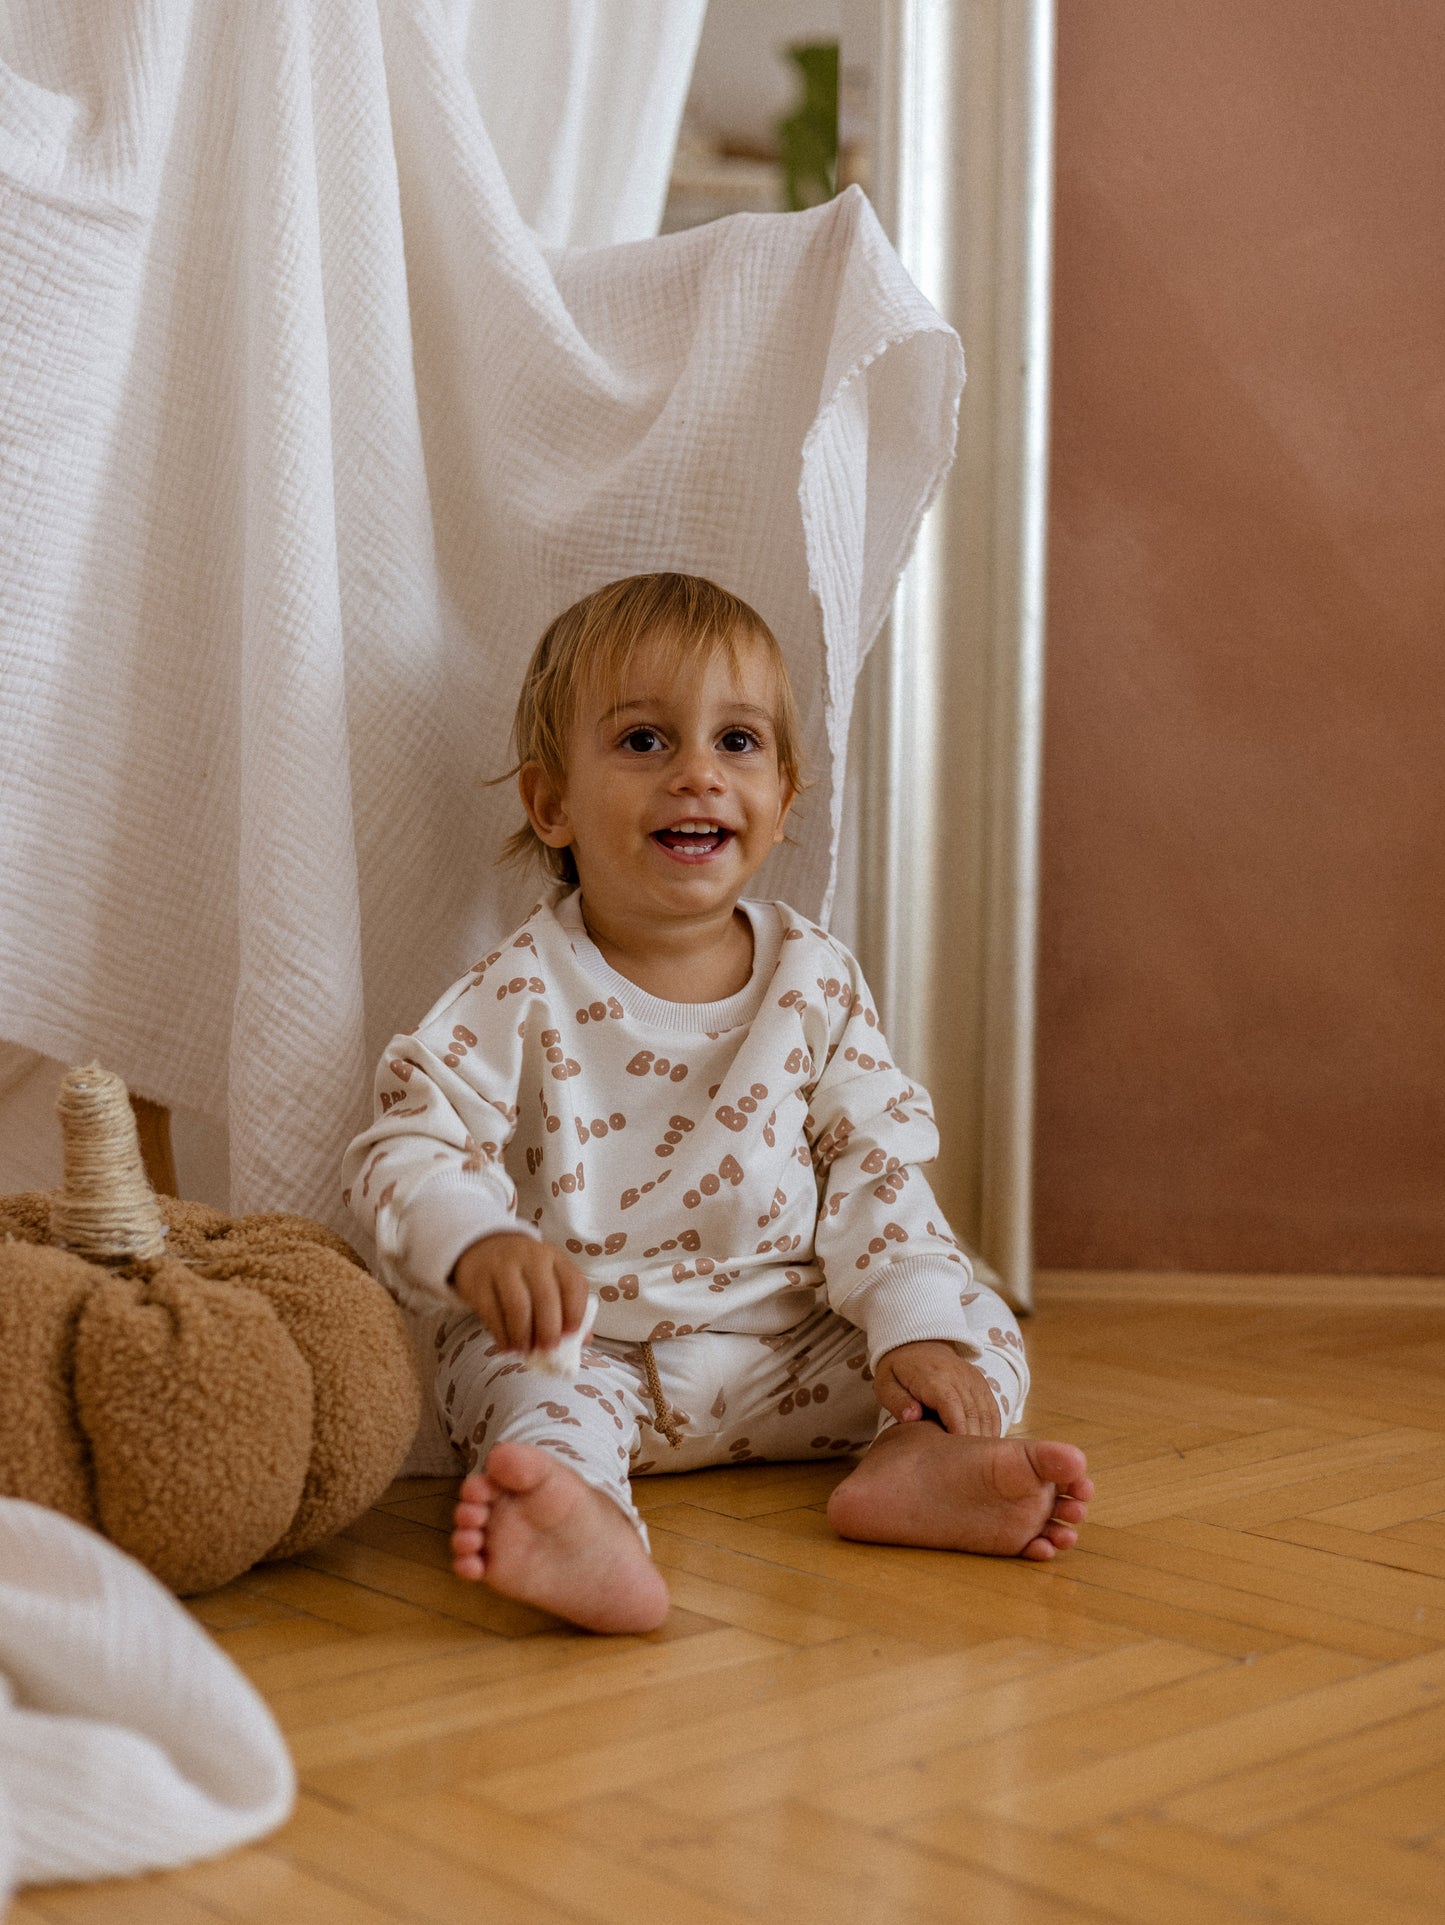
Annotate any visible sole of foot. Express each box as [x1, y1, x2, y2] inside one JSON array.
[[450, 1442, 670, 1633], [826, 1427, 1093, 1559]]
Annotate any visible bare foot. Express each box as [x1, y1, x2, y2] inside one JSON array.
[[826, 1423, 1093, 1560], [450, 1442, 669, 1632]]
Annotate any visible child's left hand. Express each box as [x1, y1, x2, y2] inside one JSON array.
[[874, 1341, 1003, 1436]]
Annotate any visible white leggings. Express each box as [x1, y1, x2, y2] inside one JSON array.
[[433, 1305, 894, 1538]]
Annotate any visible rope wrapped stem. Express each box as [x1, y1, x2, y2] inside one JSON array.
[[49, 1063, 167, 1263]]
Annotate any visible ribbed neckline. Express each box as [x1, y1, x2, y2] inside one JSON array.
[[554, 889, 782, 1034]]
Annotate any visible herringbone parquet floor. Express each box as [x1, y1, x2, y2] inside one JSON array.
[[18, 1277, 1445, 1925]]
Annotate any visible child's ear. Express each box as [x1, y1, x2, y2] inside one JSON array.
[[772, 780, 798, 845], [519, 762, 573, 849]]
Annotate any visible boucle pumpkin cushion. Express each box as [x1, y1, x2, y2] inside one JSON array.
[[0, 1068, 420, 1595]]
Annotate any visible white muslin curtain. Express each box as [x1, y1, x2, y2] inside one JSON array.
[[454, 0, 707, 247], [0, 1500, 294, 1904], [0, 0, 964, 1234]]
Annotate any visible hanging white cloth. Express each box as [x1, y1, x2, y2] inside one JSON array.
[[0, 1499, 294, 1901], [453, 0, 708, 247], [0, 0, 963, 1234]]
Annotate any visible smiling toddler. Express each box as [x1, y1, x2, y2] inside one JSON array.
[[343, 573, 1091, 1631]]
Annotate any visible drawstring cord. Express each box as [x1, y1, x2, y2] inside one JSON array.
[[639, 1341, 684, 1449]]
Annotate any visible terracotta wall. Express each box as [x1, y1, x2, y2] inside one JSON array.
[[1035, 2, 1445, 1273]]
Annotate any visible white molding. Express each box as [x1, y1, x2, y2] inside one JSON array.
[[849, 0, 1056, 1312]]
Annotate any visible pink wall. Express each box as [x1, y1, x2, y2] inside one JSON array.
[[1035, 2, 1445, 1272]]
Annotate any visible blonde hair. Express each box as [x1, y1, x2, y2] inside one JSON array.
[[501, 573, 805, 885]]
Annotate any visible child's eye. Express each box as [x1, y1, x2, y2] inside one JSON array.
[[620, 727, 664, 753], [718, 727, 760, 753]]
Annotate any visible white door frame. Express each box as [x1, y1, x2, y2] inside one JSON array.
[[847, 0, 1056, 1312]]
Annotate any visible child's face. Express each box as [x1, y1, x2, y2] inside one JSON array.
[[521, 630, 796, 927]]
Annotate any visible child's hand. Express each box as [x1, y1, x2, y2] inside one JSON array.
[[452, 1232, 588, 1354], [874, 1340, 1003, 1437]]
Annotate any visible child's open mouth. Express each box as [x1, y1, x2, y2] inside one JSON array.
[[652, 821, 733, 860]]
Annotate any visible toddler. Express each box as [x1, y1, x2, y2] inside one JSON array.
[[343, 573, 1091, 1632]]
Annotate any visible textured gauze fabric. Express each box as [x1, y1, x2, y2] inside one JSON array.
[[0, 0, 964, 1234], [0, 1499, 294, 1899]]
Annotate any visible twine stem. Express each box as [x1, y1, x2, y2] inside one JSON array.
[[49, 1063, 167, 1263]]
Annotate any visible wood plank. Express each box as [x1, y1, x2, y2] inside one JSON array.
[[1087, 1430, 1445, 1529], [1254, 1814, 1445, 1907], [374, 1476, 457, 1506], [1090, 1426, 1343, 1497], [813, 1646, 1360, 1831], [1029, 1355, 1389, 1438], [1302, 1755, 1445, 1842], [1163, 1699, 1445, 1836], [1079, 1423, 1259, 1473], [295, 1624, 785, 1781], [1068, 1525, 1442, 1656], [648, 1517, 1129, 1654], [1385, 1519, 1445, 1553], [273, 1792, 585, 1924], [897, 1807, 1289, 1925], [642, 1639, 1068, 1818], [186, 1587, 300, 1633], [649, 1562, 857, 1644], [635, 1459, 858, 1514], [655, 1465, 848, 1520], [297, 1535, 553, 1635], [171, 1848, 408, 1924], [22, 1882, 224, 1925], [1258, 1514, 1445, 1582], [371, 1792, 762, 1925], [561, 1792, 1100, 1925], [1306, 1474, 1445, 1532], [1090, 1813, 1445, 1925], [211, 1615, 357, 1672], [1133, 1515, 1445, 1631], [462, 1632, 937, 1813], [66, 1286, 1445, 1925], [272, 1626, 618, 1733], [1184, 1446, 1445, 1530], [234, 1560, 480, 1634], [375, 1489, 468, 1528], [977, 1649, 1445, 1834], [655, 1503, 1287, 1657], [240, 1623, 484, 1697], [803, 1641, 1223, 1826]]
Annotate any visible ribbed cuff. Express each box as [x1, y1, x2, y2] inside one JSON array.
[[845, 1256, 982, 1372], [399, 1171, 537, 1301]]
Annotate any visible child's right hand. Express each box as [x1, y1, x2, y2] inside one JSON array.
[[451, 1232, 588, 1354]]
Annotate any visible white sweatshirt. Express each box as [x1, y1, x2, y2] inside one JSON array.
[[342, 892, 1028, 1419]]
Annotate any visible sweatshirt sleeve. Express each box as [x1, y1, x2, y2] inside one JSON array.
[[804, 946, 1029, 1425], [341, 974, 536, 1312]]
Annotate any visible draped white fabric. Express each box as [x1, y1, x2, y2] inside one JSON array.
[[0, 1500, 294, 1899], [0, 0, 963, 1233], [454, 0, 707, 247]]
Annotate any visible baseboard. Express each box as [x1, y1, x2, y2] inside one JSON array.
[[1035, 1269, 1445, 1308]]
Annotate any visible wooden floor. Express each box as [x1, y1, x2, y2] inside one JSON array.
[[18, 1280, 1445, 1925]]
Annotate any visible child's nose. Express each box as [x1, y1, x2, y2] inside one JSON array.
[[671, 743, 725, 792]]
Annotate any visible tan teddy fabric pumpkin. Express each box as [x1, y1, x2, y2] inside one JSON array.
[[0, 1066, 420, 1594]]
